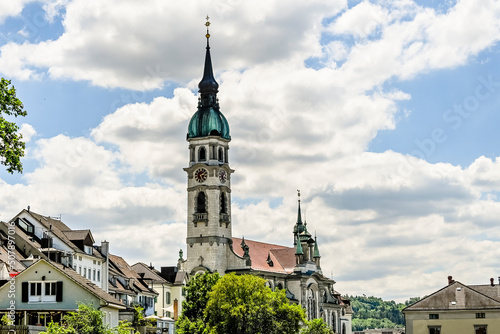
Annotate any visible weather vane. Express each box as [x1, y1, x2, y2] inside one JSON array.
[[205, 15, 211, 39], [297, 189, 301, 201]]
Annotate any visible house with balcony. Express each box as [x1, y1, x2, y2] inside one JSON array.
[[0, 209, 109, 292]]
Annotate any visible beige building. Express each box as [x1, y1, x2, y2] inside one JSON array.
[[403, 277, 500, 334]]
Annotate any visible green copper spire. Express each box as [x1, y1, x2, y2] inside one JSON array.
[[296, 190, 305, 232], [187, 17, 231, 140], [313, 235, 321, 258], [295, 237, 303, 255]]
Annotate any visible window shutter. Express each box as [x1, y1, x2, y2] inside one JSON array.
[[56, 281, 63, 302], [22, 282, 28, 302]]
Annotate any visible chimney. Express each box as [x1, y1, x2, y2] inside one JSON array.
[[491, 278, 495, 287], [448, 276, 454, 285], [101, 240, 109, 293]]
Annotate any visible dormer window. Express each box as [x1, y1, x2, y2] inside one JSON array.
[[17, 218, 34, 235]]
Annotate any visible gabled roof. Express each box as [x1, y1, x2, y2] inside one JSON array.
[[12, 210, 102, 259], [62, 230, 95, 244], [1, 259, 124, 309], [131, 263, 169, 284], [232, 238, 296, 274], [0, 244, 26, 272], [109, 254, 156, 295], [404, 281, 500, 312]]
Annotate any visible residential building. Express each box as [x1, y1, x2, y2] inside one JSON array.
[[0, 259, 124, 327], [132, 262, 187, 319], [404, 276, 500, 334], [178, 23, 352, 334], [0, 209, 109, 291], [108, 254, 157, 316]]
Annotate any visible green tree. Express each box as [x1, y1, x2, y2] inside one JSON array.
[[0, 78, 27, 173], [300, 319, 334, 334], [176, 271, 221, 334], [41, 304, 133, 334], [41, 321, 75, 334], [62, 303, 111, 334], [205, 273, 305, 334]]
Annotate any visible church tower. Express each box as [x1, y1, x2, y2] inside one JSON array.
[[183, 19, 234, 274]]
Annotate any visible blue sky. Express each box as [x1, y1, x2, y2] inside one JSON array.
[[1, 0, 500, 302]]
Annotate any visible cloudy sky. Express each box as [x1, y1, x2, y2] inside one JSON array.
[[1, 0, 500, 302]]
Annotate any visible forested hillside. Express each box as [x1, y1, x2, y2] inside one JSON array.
[[348, 295, 420, 331]]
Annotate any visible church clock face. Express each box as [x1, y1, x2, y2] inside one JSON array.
[[194, 168, 208, 183], [219, 169, 227, 183]]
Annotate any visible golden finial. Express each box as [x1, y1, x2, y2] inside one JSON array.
[[205, 15, 211, 39]]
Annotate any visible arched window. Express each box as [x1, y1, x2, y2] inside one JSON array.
[[199, 147, 206, 161], [331, 311, 335, 331], [196, 192, 206, 213], [277, 283, 283, 290], [220, 193, 227, 214], [218, 147, 224, 162], [342, 323, 346, 334], [307, 289, 316, 320]]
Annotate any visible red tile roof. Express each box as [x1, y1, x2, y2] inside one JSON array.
[[232, 238, 296, 274]]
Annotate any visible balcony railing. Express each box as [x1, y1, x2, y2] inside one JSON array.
[[193, 213, 208, 226], [220, 214, 230, 227]]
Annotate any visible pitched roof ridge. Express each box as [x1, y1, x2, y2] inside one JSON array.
[[404, 281, 500, 312], [465, 283, 500, 303], [232, 237, 291, 249]]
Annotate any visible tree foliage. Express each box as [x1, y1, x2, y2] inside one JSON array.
[[0, 78, 27, 174], [348, 295, 420, 331], [205, 273, 305, 334], [176, 272, 306, 334], [300, 319, 334, 334], [41, 303, 134, 334], [176, 271, 221, 334]]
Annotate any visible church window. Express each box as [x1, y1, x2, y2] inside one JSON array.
[[307, 289, 316, 320], [196, 192, 207, 213], [218, 147, 224, 162], [220, 193, 227, 214], [342, 323, 346, 334], [224, 148, 228, 163], [277, 283, 283, 290], [199, 147, 206, 161]]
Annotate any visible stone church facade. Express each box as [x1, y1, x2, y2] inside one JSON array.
[[179, 22, 352, 334]]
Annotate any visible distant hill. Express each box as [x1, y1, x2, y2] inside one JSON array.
[[347, 295, 420, 331]]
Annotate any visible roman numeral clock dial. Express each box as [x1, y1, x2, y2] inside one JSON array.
[[194, 168, 208, 183]]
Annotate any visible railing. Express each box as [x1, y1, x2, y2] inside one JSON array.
[[193, 213, 208, 226], [220, 214, 230, 227]]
